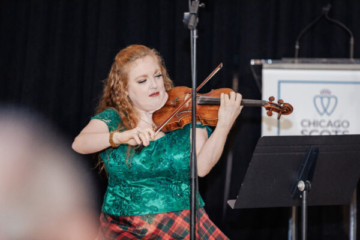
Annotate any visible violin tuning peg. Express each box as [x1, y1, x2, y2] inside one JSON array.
[[269, 96, 275, 102], [278, 99, 284, 104], [267, 110, 273, 117]]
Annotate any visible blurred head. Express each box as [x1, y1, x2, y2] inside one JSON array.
[[98, 45, 173, 129], [0, 108, 97, 240]]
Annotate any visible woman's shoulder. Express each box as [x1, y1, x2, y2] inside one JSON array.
[[92, 108, 119, 119], [91, 108, 120, 131]]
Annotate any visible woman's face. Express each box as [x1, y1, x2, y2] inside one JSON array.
[[126, 55, 167, 113]]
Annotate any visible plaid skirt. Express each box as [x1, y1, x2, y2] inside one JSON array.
[[95, 208, 229, 240]]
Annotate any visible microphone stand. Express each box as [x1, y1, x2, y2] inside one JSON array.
[[183, 1, 204, 239], [295, 4, 354, 60]]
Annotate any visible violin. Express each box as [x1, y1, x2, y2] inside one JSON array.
[[152, 86, 293, 132], [134, 63, 293, 152]]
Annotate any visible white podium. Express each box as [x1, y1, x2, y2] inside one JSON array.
[[260, 58, 360, 137]]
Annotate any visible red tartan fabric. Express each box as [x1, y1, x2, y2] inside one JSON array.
[[95, 208, 229, 240]]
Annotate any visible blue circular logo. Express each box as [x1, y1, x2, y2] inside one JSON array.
[[313, 89, 338, 116]]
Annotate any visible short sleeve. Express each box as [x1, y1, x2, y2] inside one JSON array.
[[91, 108, 121, 132]]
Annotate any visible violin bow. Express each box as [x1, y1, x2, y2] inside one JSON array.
[[134, 63, 223, 152]]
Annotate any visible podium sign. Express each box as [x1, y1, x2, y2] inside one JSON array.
[[261, 59, 360, 136]]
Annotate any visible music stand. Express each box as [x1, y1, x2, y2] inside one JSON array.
[[228, 135, 360, 240]]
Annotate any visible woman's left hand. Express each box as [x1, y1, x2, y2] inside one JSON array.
[[217, 91, 243, 133]]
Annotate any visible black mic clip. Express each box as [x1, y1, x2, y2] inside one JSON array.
[[183, 1, 205, 30]]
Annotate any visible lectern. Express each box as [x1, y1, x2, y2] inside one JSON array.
[[250, 57, 360, 240], [257, 58, 360, 136]]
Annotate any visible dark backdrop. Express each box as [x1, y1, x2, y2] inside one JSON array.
[[1, 0, 359, 239]]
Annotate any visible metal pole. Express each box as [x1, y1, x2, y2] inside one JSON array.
[[350, 189, 357, 240], [289, 206, 297, 240], [302, 190, 307, 240], [190, 27, 198, 240]]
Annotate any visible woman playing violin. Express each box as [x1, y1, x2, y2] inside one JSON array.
[[72, 44, 243, 239]]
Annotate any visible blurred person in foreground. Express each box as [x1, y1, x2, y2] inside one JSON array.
[[0, 108, 98, 240], [72, 45, 243, 239]]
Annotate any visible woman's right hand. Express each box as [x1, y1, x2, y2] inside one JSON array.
[[113, 127, 155, 147]]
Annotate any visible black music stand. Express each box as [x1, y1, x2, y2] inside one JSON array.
[[228, 135, 360, 240]]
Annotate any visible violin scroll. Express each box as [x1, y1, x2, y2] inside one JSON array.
[[265, 96, 293, 119]]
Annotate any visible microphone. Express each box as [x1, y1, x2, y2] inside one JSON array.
[[294, 4, 354, 59]]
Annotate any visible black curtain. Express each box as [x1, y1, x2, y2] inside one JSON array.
[[1, 0, 359, 239]]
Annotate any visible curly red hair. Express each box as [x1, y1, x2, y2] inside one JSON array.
[[96, 45, 173, 129], [96, 45, 173, 171]]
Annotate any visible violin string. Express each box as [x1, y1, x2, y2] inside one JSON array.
[[198, 96, 268, 107]]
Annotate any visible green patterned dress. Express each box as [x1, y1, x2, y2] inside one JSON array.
[[93, 108, 229, 239]]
